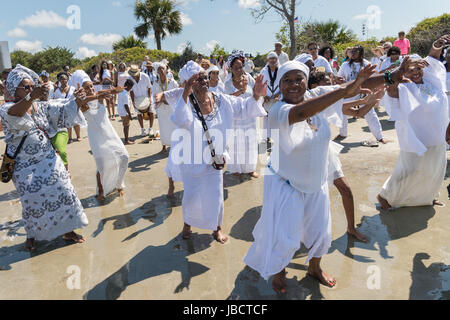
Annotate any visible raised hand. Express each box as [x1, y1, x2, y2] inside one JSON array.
[[253, 74, 268, 98], [183, 73, 200, 102]]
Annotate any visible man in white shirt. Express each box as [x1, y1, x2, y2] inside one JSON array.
[[141, 56, 150, 72], [143, 62, 156, 86], [244, 53, 255, 76], [128, 65, 155, 137], [307, 42, 333, 73], [275, 42, 290, 66]]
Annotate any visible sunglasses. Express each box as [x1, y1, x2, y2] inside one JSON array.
[[196, 76, 208, 83], [17, 85, 35, 91]]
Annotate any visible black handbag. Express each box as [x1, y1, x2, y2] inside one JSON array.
[[189, 93, 225, 171], [1, 135, 28, 183]]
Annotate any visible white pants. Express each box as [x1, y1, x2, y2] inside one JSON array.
[[244, 171, 332, 280], [340, 108, 383, 141], [380, 144, 447, 208]]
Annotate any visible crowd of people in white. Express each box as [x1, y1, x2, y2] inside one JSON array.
[[0, 33, 449, 293]]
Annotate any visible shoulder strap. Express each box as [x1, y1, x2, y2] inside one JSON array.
[[189, 93, 223, 169], [8, 135, 28, 159]]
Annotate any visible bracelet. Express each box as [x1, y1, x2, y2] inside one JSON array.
[[432, 41, 445, 51], [384, 71, 394, 86]]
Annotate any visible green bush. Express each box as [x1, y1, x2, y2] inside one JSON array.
[[407, 14, 450, 57]]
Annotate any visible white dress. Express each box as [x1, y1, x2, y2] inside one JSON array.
[[380, 56, 449, 208], [171, 92, 266, 230], [83, 102, 130, 196], [208, 81, 225, 94], [244, 87, 344, 280], [52, 86, 87, 128], [152, 78, 179, 146], [224, 79, 259, 174], [337, 59, 383, 140], [0, 100, 88, 241]]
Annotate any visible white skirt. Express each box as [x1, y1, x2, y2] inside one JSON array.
[[244, 170, 332, 280], [156, 103, 176, 146], [227, 118, 258, 174], [181, 169, 224, 230], [165, 148, 182, 182], [380, 144, 447, 208], [327, 141, 345, 183]]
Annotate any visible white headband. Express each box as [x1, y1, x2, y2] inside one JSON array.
[[275, 60, 310, 90]]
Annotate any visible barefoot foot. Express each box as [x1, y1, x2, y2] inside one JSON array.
[[347, 228, 368, 242], [182, 224, 192, 240], [25, 238, 36, 252], [377, 194, 392, 211], [250, 171, 259, 178], [63, 231, 86, 243], [213, 228, 228, 244], [272, 269, 287, 294], [433, 199, 445, 207], [307, 266, 336, 288], [118, 189, 125, 197]]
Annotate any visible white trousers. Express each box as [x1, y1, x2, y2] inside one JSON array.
[[340, 108, 383, 141]]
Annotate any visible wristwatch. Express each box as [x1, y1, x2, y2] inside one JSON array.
[[25, 93, 32, 101]]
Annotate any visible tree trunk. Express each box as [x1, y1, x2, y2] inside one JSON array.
[[155, 32, 162, 50], [289, 20, 297, 59]]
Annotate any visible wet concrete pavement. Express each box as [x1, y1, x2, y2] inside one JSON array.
[[1, 109, 449, 300]]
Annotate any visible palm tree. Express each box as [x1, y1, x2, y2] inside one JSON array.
[[134, 0, 183, 51], [300, 20, 357, 47], [113, 35, 147, 51]]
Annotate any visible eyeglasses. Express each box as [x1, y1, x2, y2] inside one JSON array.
[[196, 76, 208, 83], [16, 85, 35, 91]]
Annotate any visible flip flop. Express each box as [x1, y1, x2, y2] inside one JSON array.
[[361, 140, 379, 148]]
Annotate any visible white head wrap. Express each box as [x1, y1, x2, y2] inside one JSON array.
[[267, 52, 279, 60], [206, 65, 220, 75], [274, 60, 310, 90], [294, 53, 314, 65], [227, 50, 245, 68], [179, 61, 204, 84], [6, 64, 39, 98], [68, 70, 92, 88]]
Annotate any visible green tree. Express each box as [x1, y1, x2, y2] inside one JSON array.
[[29, 47, 79, 74], [407, 14, 450, 57], [10, 50, 33, 68], [113, 35, 147, 51], [134, 0, 183, 51], [277, 20, 357, 53], [210, 44, 229, 59], [170, 42, 197, 71]]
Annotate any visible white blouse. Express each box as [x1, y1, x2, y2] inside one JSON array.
[[268, 85, 344, 194], [384, 56, 449, 156], [171, 92, 266, 177]]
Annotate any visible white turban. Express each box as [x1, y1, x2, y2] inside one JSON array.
[[179, 61, 204, 84], [267, 52, 278, 60], [68, 70, 92, 88], [206, 65, 220, 74], [6, 64, 39, 98], [274, 60, 310, 90], [294, 53, 314, 65]]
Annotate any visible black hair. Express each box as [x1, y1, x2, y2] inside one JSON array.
[[99, 60, 108, 81], [387, 46, 401, 57], [124, 79, 134, 88], [230, 57, 245, 69], [308, 71, 330, 89], [319, 46, 335, 60], [307, 42, 318, 49], [57, 72, 69, 80], [349, 46, 365, 65]]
